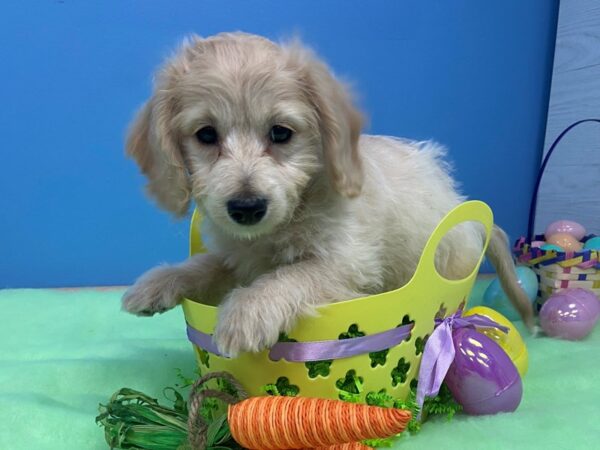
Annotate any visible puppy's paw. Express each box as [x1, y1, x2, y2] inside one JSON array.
[[213, 288, 283, 357], [122, 266, 182, 316]]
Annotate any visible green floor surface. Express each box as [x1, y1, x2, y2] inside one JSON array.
[[1, 281, 599, 449]]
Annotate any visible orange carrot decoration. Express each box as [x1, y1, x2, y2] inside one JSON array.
[[310, 443, 373, 450], [229, 396, 410, 449], [187, 372, 411, 450]]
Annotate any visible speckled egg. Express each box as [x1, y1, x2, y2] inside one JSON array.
[[545, 220, 586, 241], [539, 288, 600, 340], [464, 306, 528, 377], [583, 236, 600, 251], [445, 327, 523, 415], [546, 233, 583, 252]]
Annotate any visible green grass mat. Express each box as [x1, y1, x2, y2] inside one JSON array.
[[1, 281, 598, 449]]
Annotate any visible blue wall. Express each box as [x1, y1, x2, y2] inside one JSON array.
[[0, 1, 558, 288]]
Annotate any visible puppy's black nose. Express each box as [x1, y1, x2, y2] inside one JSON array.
[[226, 198, 268, 225]]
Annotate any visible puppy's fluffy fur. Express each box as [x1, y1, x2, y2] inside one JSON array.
[[123, 33, 534, 356]]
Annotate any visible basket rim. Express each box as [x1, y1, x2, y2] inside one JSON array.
[[186, 200, 494, 312]]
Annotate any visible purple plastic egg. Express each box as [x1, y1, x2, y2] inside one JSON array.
[[539, 289, 600, 340], [545, 220, 586, 241], [445, 328, 522, 415]]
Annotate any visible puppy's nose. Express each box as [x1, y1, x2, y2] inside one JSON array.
[[226, 198, 268, 225]]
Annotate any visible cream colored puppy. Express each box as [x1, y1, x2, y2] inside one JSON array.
[[122, 33, 534, 356]]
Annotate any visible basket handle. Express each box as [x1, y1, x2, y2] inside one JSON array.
[[411, 200, 494, 284], [189, 208, 207, 256], [189, 203, 492, 285], [527, 118, 600, 240]]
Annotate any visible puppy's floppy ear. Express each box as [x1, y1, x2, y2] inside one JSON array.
[[126, 97, 190, 217], [300, 50, 364, 197], [126, 38, 201, 217]]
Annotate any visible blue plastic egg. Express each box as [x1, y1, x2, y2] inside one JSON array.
[[583, 236, 600, 251], [483, 266, 539, 321]]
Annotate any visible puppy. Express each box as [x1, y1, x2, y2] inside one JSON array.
[[122, 32, 534, 356]]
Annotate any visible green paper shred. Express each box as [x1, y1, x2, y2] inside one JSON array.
[[96, 388, 189, 450], [96, 370, 242, 450], [335, 370, 364, 403], [262, 376, 300, 397], [305, 359, 333, 378], [368, 348, 389, 367], [339, 324, 366, 340]]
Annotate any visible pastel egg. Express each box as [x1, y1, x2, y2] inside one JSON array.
[[482, 266, 538, 321], [583, 236, 600, 251], [546, 233, 582, 251], [540, 243, 564, 252], [464, 306, 528, 377], [531, 241, 546, 248], [545, 220, 586, 241], [445, 327, 522, 415], [539, 288, 600, 340]]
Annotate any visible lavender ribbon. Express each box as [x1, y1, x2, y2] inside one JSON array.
[[415, 311, 509, 418], [186, 322, 414, 362], [268, 324, 413, 362], [186, 323, 222, 356]]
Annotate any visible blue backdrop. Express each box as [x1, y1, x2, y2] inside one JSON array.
[[0, 1, 558, 288]]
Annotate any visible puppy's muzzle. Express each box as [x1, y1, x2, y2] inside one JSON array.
[[226, 197, 268, 226]]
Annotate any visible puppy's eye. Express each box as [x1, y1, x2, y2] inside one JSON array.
[[269, 125, 293, 144], [195, 126, 218, 145]]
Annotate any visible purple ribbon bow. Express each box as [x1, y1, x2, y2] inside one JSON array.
[[415, 310, 509, 418]]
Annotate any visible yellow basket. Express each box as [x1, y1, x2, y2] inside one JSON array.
[[182, 201, 493, 402]]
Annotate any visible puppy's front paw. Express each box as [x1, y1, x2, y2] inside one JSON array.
[[122, 266, 182, 316], [213, 288, 283, 357]]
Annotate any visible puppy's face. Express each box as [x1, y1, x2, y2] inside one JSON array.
[[127, 33, 363, 239], [178, 48, 322, 238]]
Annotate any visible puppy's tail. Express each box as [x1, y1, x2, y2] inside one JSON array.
[[486, 225, 537, 333]]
